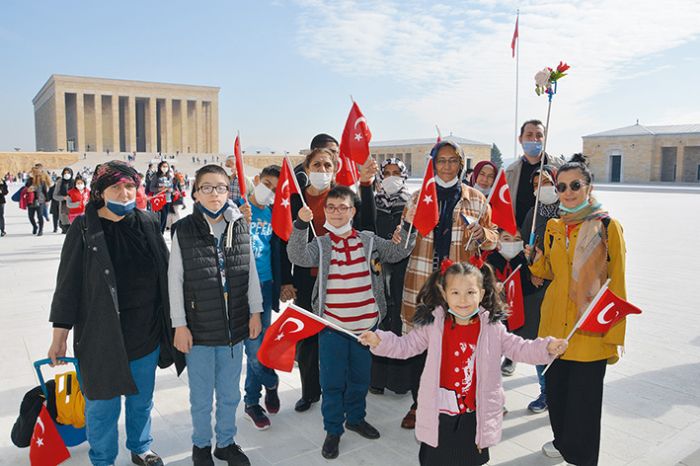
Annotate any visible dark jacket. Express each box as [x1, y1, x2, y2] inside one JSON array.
[[172, 208, 250, 346], [49, 203, 183, 400], [0, 180, 7, 204]]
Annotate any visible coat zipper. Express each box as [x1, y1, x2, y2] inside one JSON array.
[[214, 230, 235, 358]]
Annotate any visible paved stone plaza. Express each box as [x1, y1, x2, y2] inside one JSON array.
[[1, 184, 699, 466]]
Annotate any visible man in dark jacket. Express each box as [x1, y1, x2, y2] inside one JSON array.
[[47, 160, 182, 466]]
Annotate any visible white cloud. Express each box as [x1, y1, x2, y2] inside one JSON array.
[[293, 0, 700, 156]]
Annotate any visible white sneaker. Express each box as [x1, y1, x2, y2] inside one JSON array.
[[542, 441, 563, 458]]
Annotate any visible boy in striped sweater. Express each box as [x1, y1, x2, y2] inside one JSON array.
[[287, 185, 417, 459]]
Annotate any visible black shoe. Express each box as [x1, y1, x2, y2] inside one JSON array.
[[294, 397, 319, 412], [37, 230, 43, 237], [321, 433, 340, 459], [192, 445, 215, 466], [264, 386, 280, 414], [131, 450, 164, 466], [501, 358, 516, 376], [32, 225, 37, 235], [213, 443, 250, 466], [0, 231, 5, 237], [368, 386, 384, 395], [345, 420, 380, 439]]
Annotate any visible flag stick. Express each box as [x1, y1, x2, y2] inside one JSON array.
[[513, 9, 520, 161], [528, 93, 553, 252], [405, 159, 432, 248], [435, 124, 442, 142], [502, 263, 522, 285], [286, 157, 317, 237], [541, 279, 611, 375], [236, 130, 248, 204], [288, 303, 359, 340]]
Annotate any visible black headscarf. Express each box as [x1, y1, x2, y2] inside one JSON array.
[[90, 161, 142, 208]]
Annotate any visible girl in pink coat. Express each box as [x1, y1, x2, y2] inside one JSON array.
[[360, 261, 567, 466]]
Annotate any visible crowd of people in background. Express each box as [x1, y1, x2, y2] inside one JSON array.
[[0, 120, 630, 466]]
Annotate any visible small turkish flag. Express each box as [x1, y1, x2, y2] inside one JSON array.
[[234, 133, 247, 199], [258, 304, 328, 372], [272, 158, 300, 241], [412, 162, 439, 237], [340, 101, 372, 165], [335, 150, 360, 187], [487, 169, 518, 235], [579, 288, 642, 334], [503, 268, 525, 331], [30, 405, 70, 466], [149, 191, 167, 212]]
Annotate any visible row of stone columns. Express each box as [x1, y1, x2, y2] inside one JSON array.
[[55, 91, 217, 154]]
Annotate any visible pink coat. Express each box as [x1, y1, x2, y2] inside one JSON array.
[[372, 307, 554, 449]]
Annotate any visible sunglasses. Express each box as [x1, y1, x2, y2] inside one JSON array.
[[556, 180, 587, 193]]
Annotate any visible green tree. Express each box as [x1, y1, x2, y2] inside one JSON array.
[[491, 143, 503, 168]]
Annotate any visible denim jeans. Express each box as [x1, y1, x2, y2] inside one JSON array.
[[319, 328, 371, 435], [185, 343, 244, 449], [536, 364, 546, 394], [243, 280, 279, 406], [84, 346, 160, 466]]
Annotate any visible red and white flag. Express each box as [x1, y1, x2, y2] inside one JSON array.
[[412, 162, 439, 237], [578, 287, 642, 334], [258, 304, 329, 372], [271, 158, 300, 241], [149, 191, 167, 212], [29, 405, 70, 466], [511, 15, 519, 58], [503, 268, 525, 331], [487, 169, 518, 235], [340, 101, 372, 165], [335, 150, 360, 187], [233, 132, 247, 199]]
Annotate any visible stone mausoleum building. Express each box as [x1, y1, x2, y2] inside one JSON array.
[[33, 75, 219, 154], [583, 123, 700, 183], [368, 135, 491, 177]]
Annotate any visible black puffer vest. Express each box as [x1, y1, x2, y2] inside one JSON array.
[[174, 208, 250, 346]]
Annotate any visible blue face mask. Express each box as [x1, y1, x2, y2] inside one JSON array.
[[522, 141, 543, 157], [559, 198, 589, 214], [106, 200, 136, 216], [446, 307, 480, 321], [196, 202, 228, 219]]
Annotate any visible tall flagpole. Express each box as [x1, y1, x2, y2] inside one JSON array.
[[513, 9, 520, 159]]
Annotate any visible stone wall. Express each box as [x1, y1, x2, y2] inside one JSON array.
[[0, 152, 79, 175]]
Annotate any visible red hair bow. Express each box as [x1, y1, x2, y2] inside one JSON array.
[[440, 258, 454, 276]]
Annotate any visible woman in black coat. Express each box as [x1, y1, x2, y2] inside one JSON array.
[[47, 160, 182, 466]]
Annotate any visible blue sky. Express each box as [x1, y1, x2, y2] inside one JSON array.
[[2, 0, 700, 159]]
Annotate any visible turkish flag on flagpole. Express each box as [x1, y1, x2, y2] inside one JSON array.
[[503, 266, 525, 331], [149, 191, 167, 212], [233, 132, 247, 199], [258, 304, 358, 372], [30, 405, 70, 466], [271, 157, 299, 242], [578, 287, 642, 334], [511, 15, 519, 58], [340, 101, 372, 165], [486, 168, 518, 235], [412, 162, 439, 237]]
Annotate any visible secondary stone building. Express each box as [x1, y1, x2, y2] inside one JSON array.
[[33, 75, 219, 154], [369, 135, 491, 177], [582, 123, 700, 183]]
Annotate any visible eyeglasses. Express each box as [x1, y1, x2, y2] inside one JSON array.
[[199, 184, 229, 194], [324, 204, 352, 214], [435, 158, 461, 166], [556, 180, 587, 193]]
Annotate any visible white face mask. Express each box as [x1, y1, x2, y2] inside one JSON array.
[[76, 184, 85, 191], [309, 172, 333, 190], [381, 176, 404, 195], [499, 240, 524, 260], [435, 176, 459, 188], [253, 182, 275, 206], [474, 184, 491, 196], [63, 173, 71, 180], [537, 185, 558, 205], [323, 220, 352, 236]]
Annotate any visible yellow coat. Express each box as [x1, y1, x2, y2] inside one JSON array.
[[530, 217, 627, 363]]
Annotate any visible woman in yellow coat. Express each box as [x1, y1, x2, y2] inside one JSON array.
[[528, 153, 626, 466]]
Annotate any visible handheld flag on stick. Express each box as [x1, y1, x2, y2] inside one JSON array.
[[233, 132, 247, 200], [405, 160, 439, 247], [340, 101, 372, 165], [271, 158, 300, 241], [487, 168, 518, 235], [502, 264, 525, 331]]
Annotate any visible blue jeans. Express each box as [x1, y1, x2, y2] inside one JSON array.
[[186, 343, 244, 449], [84, 346, 160, 466], [536, 364, 546, 394], [319, 328, 371, 435], [243, 280, 279, 406]]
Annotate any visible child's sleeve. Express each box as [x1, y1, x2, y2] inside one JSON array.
[[168, 231, 188, 328], [286, 219, 321, 268], [498, 322, 554, 365], [371, 325, 430, 359], [373, 221, 417, 263], [247, 247, 263, 314]]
